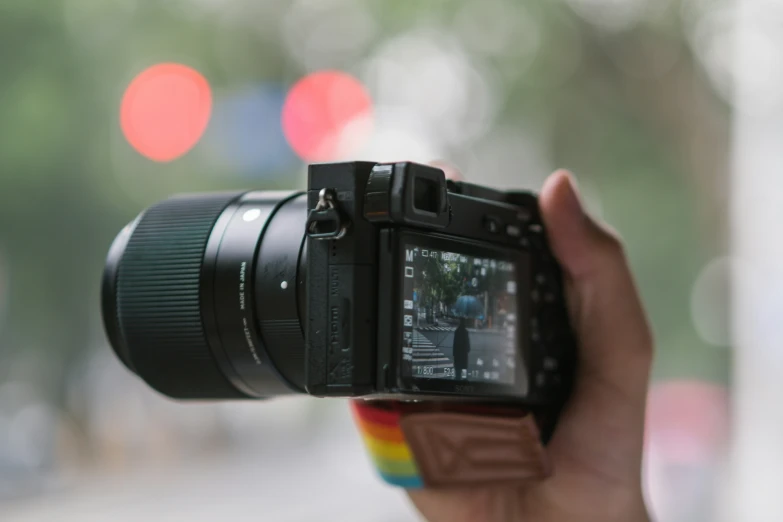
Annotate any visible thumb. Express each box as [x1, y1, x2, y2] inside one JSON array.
[[540, 170, 653, 484]]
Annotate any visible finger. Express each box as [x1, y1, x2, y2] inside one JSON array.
[[539, 170, 653, 481], [428, 159, 464, 181]]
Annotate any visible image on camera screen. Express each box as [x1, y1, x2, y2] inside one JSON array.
[[400, 243, 520, 385]]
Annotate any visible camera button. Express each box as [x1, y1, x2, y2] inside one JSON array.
[[483, 215, 502, 233], [527, 237, 547, 260], [529, 317, 540, 341], [530, 288, 540, 303], [535, 371, 547, 388], [517, 208, 532, 222], [535, 270, 560, 296], [542, 357, 558, 371], [505, 224, 521, 238]]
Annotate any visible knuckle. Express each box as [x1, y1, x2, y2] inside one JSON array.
[[593, 222, 626, 258]]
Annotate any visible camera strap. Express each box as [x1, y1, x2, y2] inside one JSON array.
[[351, 401, 551, 489]]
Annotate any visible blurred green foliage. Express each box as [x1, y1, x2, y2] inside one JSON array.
[[0, 0, 729, 412]]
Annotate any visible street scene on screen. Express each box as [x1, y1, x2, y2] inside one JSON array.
[[401, 246, 519, 385]]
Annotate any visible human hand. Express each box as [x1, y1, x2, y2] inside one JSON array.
[[406, 167, 654, 522]]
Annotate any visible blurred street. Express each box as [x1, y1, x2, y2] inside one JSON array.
[[0, 401, 418, 522]]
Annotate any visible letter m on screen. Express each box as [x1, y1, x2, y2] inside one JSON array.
[[406, 249, 414, 262]]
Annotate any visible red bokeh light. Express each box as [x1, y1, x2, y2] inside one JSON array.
[[120, 63, 212, 162], [281, 70, 373, 162]]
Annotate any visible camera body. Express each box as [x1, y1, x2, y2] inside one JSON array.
[[102, 160, 576, 439], [304, 162, 575, 411]]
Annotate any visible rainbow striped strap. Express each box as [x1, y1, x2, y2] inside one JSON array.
[[351, 401, 551, 489], [351, 400, 424, 488]]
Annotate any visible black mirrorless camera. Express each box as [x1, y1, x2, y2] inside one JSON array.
[[103, 162, 576, 440]]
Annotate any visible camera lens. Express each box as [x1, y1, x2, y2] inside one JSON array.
[[101, 191, 308, 400]]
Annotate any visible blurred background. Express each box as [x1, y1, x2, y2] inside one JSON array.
[[0, 0, 777, 520]]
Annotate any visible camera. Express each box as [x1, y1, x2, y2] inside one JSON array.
[[102, 161, 576, 439]]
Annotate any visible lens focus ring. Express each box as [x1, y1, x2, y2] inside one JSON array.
[[114, 192, 246, 399]]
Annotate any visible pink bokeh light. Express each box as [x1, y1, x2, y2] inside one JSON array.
[[281, 70, 373, 162], [120, 63, 212, 162]]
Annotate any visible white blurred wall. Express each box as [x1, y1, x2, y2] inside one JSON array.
[[729, 0, 783, 519]]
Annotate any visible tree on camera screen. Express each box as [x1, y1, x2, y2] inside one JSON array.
[[401, 244, 519, 385]]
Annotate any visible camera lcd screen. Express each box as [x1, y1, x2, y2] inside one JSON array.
[[400, 236, 524, 388]]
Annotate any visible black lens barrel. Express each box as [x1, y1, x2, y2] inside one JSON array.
[[102, 190, 308, 400], [253, 194, 308, 392], [207, 192, 306, 398], [104, 192, 248, 399]]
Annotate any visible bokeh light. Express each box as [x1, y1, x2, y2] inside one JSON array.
[[356, 106, 443, 164], [733, 3, 783, 115], [204, 85, 296, 176], [282, 0, 377, 73], [362, 31, 496, 149], [691, 257, 731, 347], [646, 380, 729, 465], [281, 70, 373, 162], [454, 125, 551, 190], [0, 378, 56, 476], [644, 380, 729, 521], [120, 63, 212, 162], [687, 4, 736, 104]]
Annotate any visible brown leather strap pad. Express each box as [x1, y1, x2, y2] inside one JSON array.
[[399, 412, 551, 488]]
